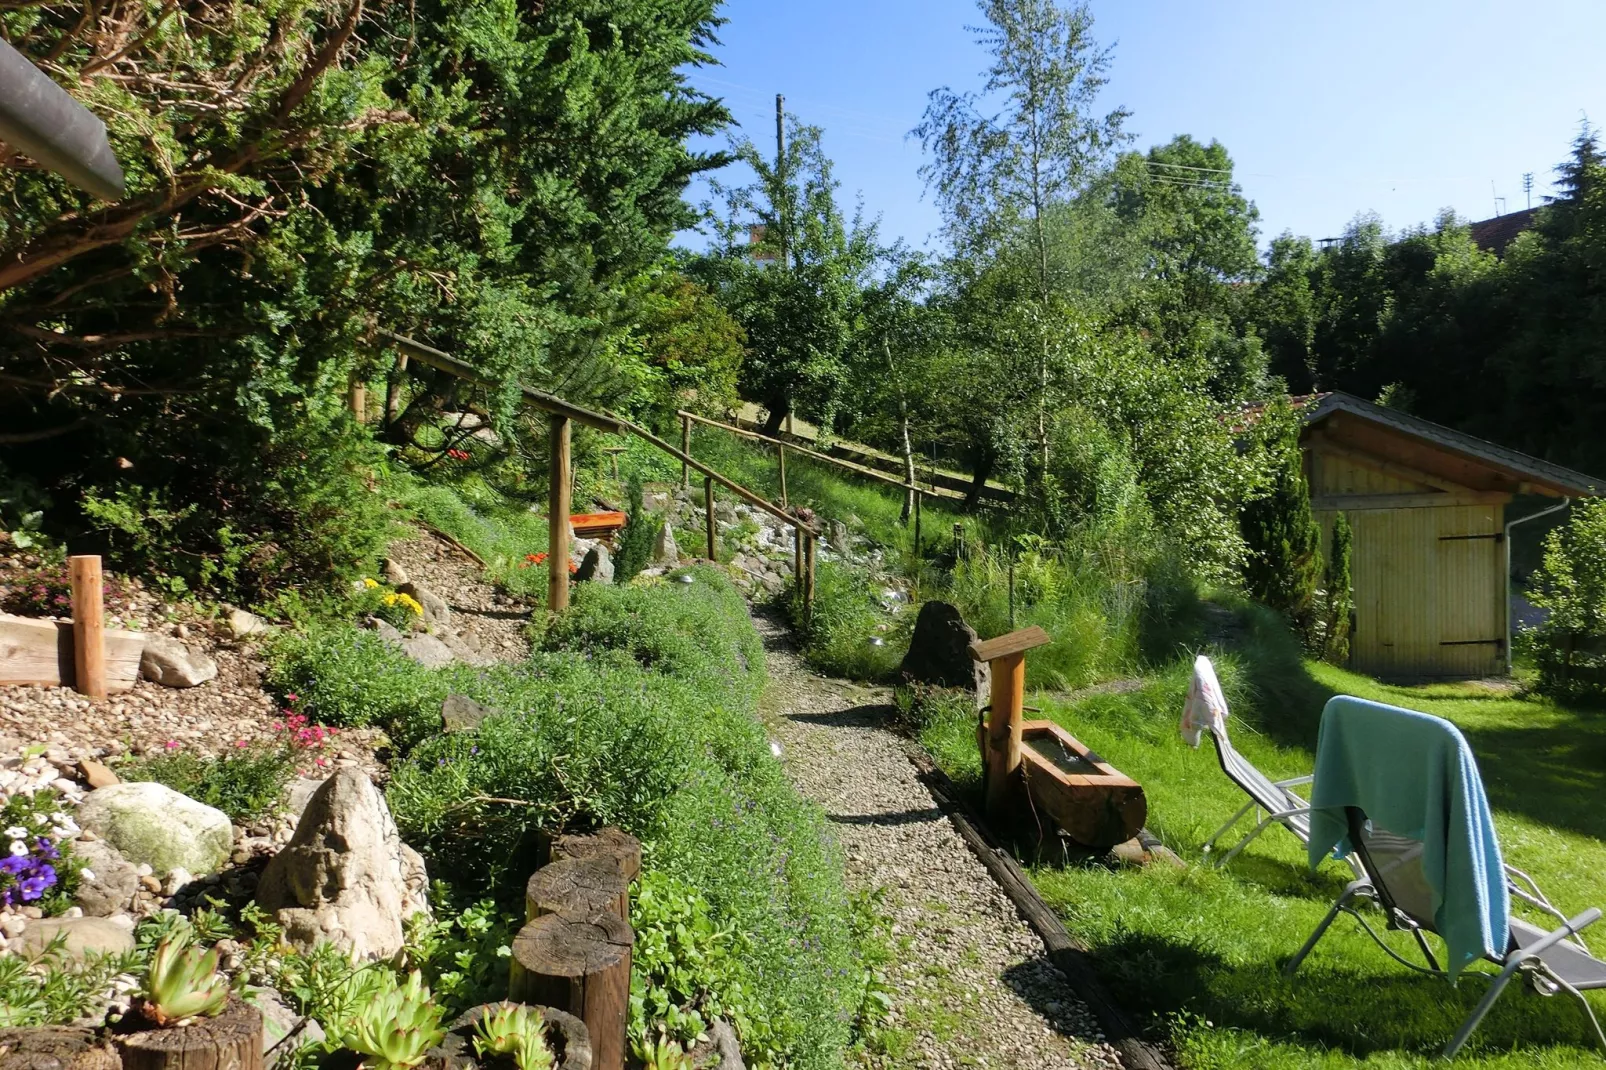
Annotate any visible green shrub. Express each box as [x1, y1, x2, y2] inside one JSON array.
[[1323, 511, 1354, 665], [386, 569, 857, 1068], [1238, 411, 1323, 646], [121, 742, 299, 824], [789, 561, 907, 682], [264, 625, 452, 751], [1526, 499, 1606, 702], [613, 475, 663, 584]]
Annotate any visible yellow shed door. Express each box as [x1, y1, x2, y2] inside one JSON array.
[[1349, 505, 1504, 677]]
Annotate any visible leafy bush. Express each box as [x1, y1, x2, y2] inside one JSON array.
[[385, 569, 858, 1068], [789, 561, 907, 682], [1526, 499, 1606, 702], [264, 625, 453, 751], [121, 741, 302, 824], [0, 566, 136, 621], [1323, 511, 1354, 665], [1238, 412, 1323, 646]]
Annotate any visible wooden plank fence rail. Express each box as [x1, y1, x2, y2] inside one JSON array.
[[677, 409, 966, 502], [374, 332, 819, 611]]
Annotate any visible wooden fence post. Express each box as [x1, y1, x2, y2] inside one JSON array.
[[793, 527, 802, 589], [549, 417, 572, 613], [704, 477, 717, 561], [778, 444, 788, 506], [914, 489, 923, 556], [803, 534, 816, 618], [68, 555, 105, 700], [970, 627, 1052, 825], [680, 414, 691, 490]]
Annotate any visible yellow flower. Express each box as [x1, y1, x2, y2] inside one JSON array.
[[363, 577, 380, 589], [383, 592, 425, 617]]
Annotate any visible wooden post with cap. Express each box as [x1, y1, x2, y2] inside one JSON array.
[[548, 416, 572, 612], [971, 626, 1052, 823]]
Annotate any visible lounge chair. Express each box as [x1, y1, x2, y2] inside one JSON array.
[[1286, 697, 1606, 1058], [1181, 656, 1359, 875]]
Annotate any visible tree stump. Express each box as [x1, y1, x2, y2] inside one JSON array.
[[508, 914, 631, 1070], [549, 828, 641, 885], [525, 857, 630, 924], [0, 1028, 120, 1070], [114, 997, 263, 1070], [428, 1003, 591, 1070]]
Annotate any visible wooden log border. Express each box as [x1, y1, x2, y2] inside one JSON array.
[[907, 749, 1174, 1070]]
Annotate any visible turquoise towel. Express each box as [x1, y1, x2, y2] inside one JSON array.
[[1307, 696, 1508, 979]]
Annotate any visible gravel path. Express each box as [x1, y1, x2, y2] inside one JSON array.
[[753, 608, 1122, 1070]]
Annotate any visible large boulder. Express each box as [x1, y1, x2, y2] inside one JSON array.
[[898, 601, 990, 699], [397, 583, 451, 628], [400, 633, 455, 668], [19, 916, 136, 961], [140, 637, 219, 688], [256, 768, 429, 960], [441, 695, 494, 733], [72, 838, 141, 916], [651, 521, 680, 565], [574, 545, 614, 584], [76, 782, 233, 876]]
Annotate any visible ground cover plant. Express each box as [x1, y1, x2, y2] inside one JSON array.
[[921, 602, 1606, 1069], [268, 547, 865, 1069]]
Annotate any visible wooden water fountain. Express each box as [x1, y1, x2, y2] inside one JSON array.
[[971, 627, 1147, 849]]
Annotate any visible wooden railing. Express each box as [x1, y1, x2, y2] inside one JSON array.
[[677, 409, 964, 558], [375, 331, 820, 612]]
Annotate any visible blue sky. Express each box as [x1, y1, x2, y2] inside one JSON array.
[[678, 0, 1606, 254]]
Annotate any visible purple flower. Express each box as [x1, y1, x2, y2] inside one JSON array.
[[17, 873, 53, 900], [34, 838, 58, 861], [0, 855, 28, 876]]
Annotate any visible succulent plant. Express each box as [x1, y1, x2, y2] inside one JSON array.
[[637, 1034, 694, 1070], [473, 1003, 554, 1070], [138, 935, 231, 1027], [339, 971, 446, 1070]]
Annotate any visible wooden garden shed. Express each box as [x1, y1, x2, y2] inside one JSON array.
[[1298, 393, 1601, 679]]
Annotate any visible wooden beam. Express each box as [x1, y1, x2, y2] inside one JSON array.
[[778, 443, 788, 506], [548, 417, 572, 612], [378, 330, 625, 434], [703, 476, 717, 561], [69, 555, 105, 700], [609, 415, 820, 537], [984, 650, 1026, 820], [970, 626, 1053, 663], [1306, 431, 1465, 493], [679, 410, 966, 501], [1312, 491, 1510, 511], [0, 613, 142, 692]]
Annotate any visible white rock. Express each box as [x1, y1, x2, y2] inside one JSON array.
[[77, 782, 233, 876], [256, 768, 429, 960], [227, 608, 272, 638], [140, 637, 220, 688]]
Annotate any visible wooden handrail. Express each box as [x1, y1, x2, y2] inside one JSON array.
[[678, 409, 967, 501], [609, 414, 820, 537], [378, 330, 626, 434]]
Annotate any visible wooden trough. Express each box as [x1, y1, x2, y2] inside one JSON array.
[[972, 627, 1148, 849]]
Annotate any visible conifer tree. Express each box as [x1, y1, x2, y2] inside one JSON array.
[[1324, 511, 1353, 664], [1240, 416, 1323, 643]]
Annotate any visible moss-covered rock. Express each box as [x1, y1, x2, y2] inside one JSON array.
[[76, 782, 232, 876]]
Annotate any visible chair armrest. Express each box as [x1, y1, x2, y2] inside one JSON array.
[[1511, 909, 1603, 964], [1273, 774, 1315, 787]]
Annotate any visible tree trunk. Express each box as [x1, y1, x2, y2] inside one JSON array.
[[549, 828, 641, 886], [525, 856, 630, 924], [115, 997, 264, 1070], [899, 411, 917, 524], [963, 447, 996, 513], [508, 914, 632, 1070], [761, 397, 788, 436], [0, 1027, 120, 1070]]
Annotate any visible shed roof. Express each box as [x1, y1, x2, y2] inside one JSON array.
[[1468, 207, 1541, 257], [1301, 392, 1602, 499]]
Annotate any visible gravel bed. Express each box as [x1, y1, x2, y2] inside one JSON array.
[[386, 529, 533, 662], [752, 608, 1123, 1070]]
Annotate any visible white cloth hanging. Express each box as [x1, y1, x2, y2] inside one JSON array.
[[1181, 654, 1230, 748]]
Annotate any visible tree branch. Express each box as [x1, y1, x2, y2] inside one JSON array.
[[0, 419, 91, 444]]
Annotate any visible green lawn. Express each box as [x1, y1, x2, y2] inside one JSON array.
[[922, 608, 1606, 1069]]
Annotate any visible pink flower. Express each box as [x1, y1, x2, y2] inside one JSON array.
[[235, 740, 249, 748], [285, 693, 299, 703], [163, 740, 180, 751], [314, 757, 328, 767]]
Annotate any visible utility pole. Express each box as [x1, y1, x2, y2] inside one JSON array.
[[775, 94, 789, 271], [1523, 172, 1535, 210]]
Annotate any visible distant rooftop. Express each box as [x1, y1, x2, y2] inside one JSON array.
[[1468, 206, 1541, 257]]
